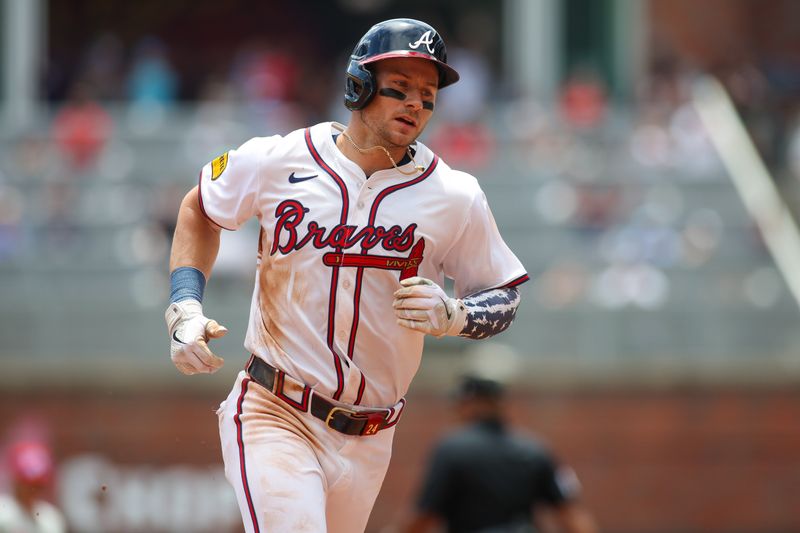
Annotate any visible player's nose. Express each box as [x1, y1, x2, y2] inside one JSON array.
[[403, 89, 424, 111]]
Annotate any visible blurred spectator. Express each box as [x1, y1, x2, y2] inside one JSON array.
[[0, 441, 66, 533], [435, 46, 491, 125], [427, 122, 496, 171], [51, 81, 113, 171], [78, 33, 125, 101], [638, 55, 694, 115], [574, 183, 624, 234], [230, 40, 300, 106], [126, 36, 178, 108], [182, 76, 247, 163], [426, 13, 496, 171], [559, 66, 608, 129], [228, 40, 309, 133], [404, 375, 597, 533], [716, 57, 780, 166]]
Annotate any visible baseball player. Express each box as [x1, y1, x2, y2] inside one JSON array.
[[165, 18, 529, 533]]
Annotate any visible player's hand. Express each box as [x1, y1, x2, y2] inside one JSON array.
[[392, 277, 468, 337], [164, 299, 227, 375]]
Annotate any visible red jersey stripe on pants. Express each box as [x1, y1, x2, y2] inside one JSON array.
[[218, 370, 395, 532], [233, 378, 260, 532]]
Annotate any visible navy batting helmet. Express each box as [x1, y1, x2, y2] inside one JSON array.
[[344, 18, 460, 111]]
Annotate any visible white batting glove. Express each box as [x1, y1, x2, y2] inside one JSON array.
[[165, 299, 227, 375], [392, 277, 468, 337]]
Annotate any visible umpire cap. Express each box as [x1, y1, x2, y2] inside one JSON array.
[[454, 375, 506, 401]]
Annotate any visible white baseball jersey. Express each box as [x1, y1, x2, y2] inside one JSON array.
[[198, 121, 528, 409]]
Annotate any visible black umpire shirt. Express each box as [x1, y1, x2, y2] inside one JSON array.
[[416, 418, 575, 533]]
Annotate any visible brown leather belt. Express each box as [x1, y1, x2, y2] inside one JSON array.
[[246, 355, 395, 436]]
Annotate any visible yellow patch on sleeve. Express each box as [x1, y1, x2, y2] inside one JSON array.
[[210, 152, 229, 180]]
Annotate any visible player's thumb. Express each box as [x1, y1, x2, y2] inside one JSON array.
[[205, 319, 229, 339], [400, 276, 432, 287]]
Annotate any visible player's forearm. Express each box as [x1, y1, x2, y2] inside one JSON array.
[[458, 286, 521, 340], [169, 186, 222, 277]]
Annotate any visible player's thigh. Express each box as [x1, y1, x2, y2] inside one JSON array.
[[234, 437, 327, 532], [218, 375, 328, 532], [325, 428, 395, 533]]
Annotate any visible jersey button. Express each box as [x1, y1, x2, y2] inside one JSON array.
[[343, 280, 351, 289], [357, 201, 365, 209]]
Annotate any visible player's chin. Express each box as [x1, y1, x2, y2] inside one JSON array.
[[388, 123, 422, 145]]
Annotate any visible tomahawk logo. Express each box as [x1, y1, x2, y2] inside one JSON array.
[[409, 30, 436, 54], [322, 239, 425, 281]]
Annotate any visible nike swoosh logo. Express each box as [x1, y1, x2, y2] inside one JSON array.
[[288, 172, 318, 183], [172, 331, 186, 344]]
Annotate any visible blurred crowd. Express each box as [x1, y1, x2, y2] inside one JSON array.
[[0, 26, 798, 319]]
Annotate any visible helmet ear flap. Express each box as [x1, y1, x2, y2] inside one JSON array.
[[344, 61, 375, 111]]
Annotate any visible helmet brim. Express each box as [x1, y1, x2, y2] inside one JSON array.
[[361, 51, 460, 88]]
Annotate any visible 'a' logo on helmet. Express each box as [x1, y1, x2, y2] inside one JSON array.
[[409, 30, 436, 54]]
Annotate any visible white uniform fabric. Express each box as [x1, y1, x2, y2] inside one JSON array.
[[199, 121, 528, 532]]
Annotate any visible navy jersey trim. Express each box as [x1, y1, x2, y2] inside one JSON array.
[[504, 273, 530, 288]]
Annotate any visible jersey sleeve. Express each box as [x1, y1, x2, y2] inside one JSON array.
[[197, 137, 275, 230], [442, 182, 529, 298]]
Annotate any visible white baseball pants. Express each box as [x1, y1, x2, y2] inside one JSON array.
[[218, 370, 396, 533]]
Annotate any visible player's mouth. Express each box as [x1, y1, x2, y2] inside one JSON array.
[[394, 115, 418, 128]]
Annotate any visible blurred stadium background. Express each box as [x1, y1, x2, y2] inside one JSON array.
[[1, 0, 799, 531]]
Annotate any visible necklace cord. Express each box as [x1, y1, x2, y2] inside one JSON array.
[[340, 130, 424, 176]]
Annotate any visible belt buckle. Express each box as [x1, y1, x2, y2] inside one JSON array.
[[325, 407, 385, 436], [325, 406, 356, 429]]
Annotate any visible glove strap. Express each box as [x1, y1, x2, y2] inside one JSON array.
[[165, 299, 204, 331], [445, 299, 468, 336]]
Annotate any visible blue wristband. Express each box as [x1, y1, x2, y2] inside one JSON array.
[[170, 267, 207, 303]]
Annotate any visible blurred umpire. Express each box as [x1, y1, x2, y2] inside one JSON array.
[[404, 376, 597, 533]]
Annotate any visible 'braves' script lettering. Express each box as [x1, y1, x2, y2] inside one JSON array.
[[270, 200, 418, 256]]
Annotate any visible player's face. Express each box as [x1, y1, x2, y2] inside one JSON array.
[[361, 57, 439, 148]]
